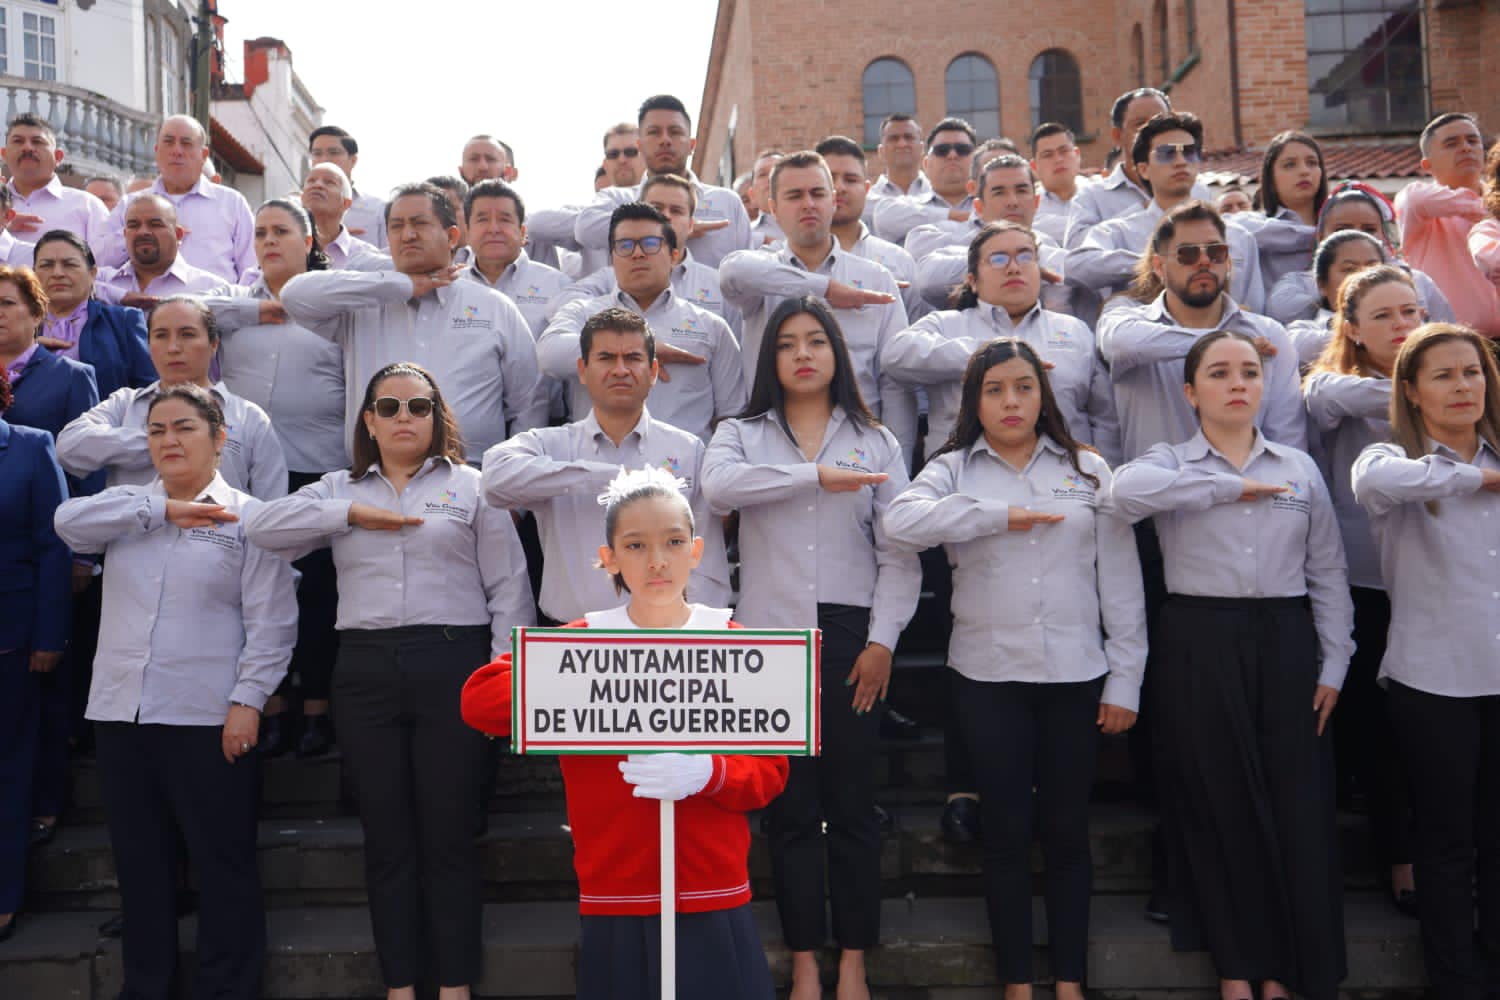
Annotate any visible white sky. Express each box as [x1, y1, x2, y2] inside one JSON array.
[[221, 0, 719, 209]]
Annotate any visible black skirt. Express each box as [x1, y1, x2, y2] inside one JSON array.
[[576, 903, 774, 1000], [1154, 595, 1346, 999]]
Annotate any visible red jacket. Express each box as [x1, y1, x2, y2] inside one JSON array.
[[461, 618, 790, 915]]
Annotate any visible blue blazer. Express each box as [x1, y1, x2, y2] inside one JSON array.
[[8, 346, 104, 495], [0, 419, 71, 653], [78, 300, 155, 399]]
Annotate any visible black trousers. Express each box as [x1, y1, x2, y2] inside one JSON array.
[[1131, 522, 1169, 890], [279, 470, 340, 704], [1387, 681, 1500, 1000], [1334, 587, 1411, 867], [0, 648, 39, 915], [1155, 596, 1345, 1000], [95, 722, 264, 1000], [767, 604, 882, 951], [953, 673, 1102, 984], [333, 624, 490, 988], [576, 904, 774, 1000]]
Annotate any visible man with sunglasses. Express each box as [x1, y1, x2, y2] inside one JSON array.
[[282, 182, 544, 460], [872, 118, 980, 246], [601, 123, 644, 189], [1067, 112, 1264, 312], [1063, 89, 1212, 249], [539, 202, 744, 443], [575, 94, 751, 269]]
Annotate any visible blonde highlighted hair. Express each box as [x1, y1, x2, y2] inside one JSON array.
[[1308, 265, 1415, 380]]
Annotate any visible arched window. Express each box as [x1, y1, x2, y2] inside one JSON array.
[[1153, 0, 1170, 81], [1131, 24, 1145, 86], [862, 58, 916, 148], [1028, 50, 1084, 134], [1306, 0, 1427, 130], [945, 54, 1000, 141]]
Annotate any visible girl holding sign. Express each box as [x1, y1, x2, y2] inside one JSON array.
[[460, 466, 788, 1000], [243, 362, 534, 1000], [702, 296, 922, 1000], [883, 338, 1147, 998], [1111, 331, 1353, 1000]]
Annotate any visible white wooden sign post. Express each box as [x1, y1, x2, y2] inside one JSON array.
[[511, 626, 822, 999]]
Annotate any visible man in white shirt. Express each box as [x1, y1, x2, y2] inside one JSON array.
[[2, 112, 110, 243], [1029, 122, 1088, 246], [308, 125, 386, 249], [872, 118, 979, 245], [95, 193, 226, 307], [299, 164, 389, 272], [865, 114, 932, 227], [95, 116, 255, 283], [815, 135, 922, 320]]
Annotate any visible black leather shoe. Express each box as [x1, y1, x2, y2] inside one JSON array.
[[1144, 890, 1169, 923], [259, 714, 291, 758], [296, 715, 334, 758], [28, 820, 56, 850], [940, 796, 981, 844], [98, 912, 124, 938], [879, 706, 922, 740]]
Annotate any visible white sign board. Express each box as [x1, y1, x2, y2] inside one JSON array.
[[510, 627, 821, 756]]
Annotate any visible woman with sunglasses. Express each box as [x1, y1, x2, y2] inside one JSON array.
[[885, 337, 1146, 1000], [1112, 330, 1353, 1000], [1234, 133, 1327, 290], [1266, 183, 1454, 327], [244, 362, 534, 1000], [884, 221, 1120, 465]]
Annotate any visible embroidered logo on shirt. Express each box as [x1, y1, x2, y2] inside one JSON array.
[[423, 492, 471, 521], [672, 316, 708, 341], [660, 456, 683, 476], [1043, 326, 1074, 349], [834, 446, 874, 473], [451, 304, 493, 330], [692, 287, 714, 304], [1271, 479, 1311, 514], [440, 488, 459, 504], [186, 522, 242, 551], [1052, 472, 1097, 505]]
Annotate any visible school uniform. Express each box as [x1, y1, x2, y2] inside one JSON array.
[[461, 606, 786, 1000], [0, 421, 69, 923], [885, 437, 1146, 984], [480, 407, 732, 623], [881, 301, 1121, 464], [1353, 439, 1500, 1000], [1111, 430, 1353, 1000], [1265, 265, 1454, 327], [1303, 374, 1411, 873], [243, 457, 534, 988], [56, 380, 288, 500], [702, 407, 921, 951], [42, 299, 156, 399], [538, 287, 746, 444], [53, 474, 298, 1000]]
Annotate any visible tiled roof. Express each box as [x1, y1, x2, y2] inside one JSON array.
[[209, 116, 265, 176], [1200, 141, 1422, 186]]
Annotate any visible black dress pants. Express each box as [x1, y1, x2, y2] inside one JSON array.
[[767, 604, 882, 951], [95, 721, 264, 1000], [334, 624, 490, 988]]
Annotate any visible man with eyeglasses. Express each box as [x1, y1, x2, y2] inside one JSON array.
[[575, 94, 751, 269], [601, 123, 644, 189], [865, 114, 933, 227], [281, 182, 543, 460], [1063, 89, 1212, 249], [721, 151, 918, 463], [539, 202, 744, 443], [1067, 112, 1264, 312], [1029, 123, 1089, 246], [873, 117, 980, 245], [309, 126, 387, 249]]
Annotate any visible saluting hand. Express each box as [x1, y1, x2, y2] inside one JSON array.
[[347, 502, 424, 531], [1238, 479, 1290, 502], [222, 704, 260, 763], [165, 500, 239, 529], [35, 336, 71, 352], [1007, 507, 1064, 531], [1040, 266, 1064, 286], [847, 642, 892, 714], [7, 211, 46, 234], [689, 217, 732, 240], [1097, 702, 1137, 735], [258, 300, 288, 325], [653, 342, 707, 384], [1250, 336, 1278, 359], [119, 292, 160, 311], [408, 264, 463, 299], [817, 465, 889, 493], [1313, 684, 1339, 736], [825, 280, 896, 310], [1480, 468, 1500, 493]]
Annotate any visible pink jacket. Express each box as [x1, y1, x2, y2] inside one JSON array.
[[1396, 182, 1500, 336]]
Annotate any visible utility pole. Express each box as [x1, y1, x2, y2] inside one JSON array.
[[191, 0, 216, 137]]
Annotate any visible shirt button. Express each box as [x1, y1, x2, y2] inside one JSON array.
[[1245, 547, 1254, 554], [807, 544, 814, 551], [1031, 578, 1040, 584], [807, 505, 814, 512], [1491, 550, 1497, 557], [1033, 615, 1042, 623], [1029, 538, 1037, 545], [395, 582, 403, 589]]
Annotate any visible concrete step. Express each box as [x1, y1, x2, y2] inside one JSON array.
[[0, 893, 1425, 999], [27, 802, 1380, 911]]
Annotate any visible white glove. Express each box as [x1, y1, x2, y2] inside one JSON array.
[[618, 753, 714, 801]]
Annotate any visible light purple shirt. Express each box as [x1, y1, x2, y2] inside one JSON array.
[[6, 342, 37, 384], [41, 302, 89, 361], [0, 230, 35, 269], [9, 175, 110, 245], [96, 177, 256, 283], [94, 253, 228, 305]]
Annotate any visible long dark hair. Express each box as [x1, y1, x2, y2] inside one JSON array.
[[950, 221, 1036, 310], [740, 296, 877, 436], [1259, 131, 1329, 219], [258, 198, 330, 273], [932, 337, 1099, 487], [350, 362, 465, 477]]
